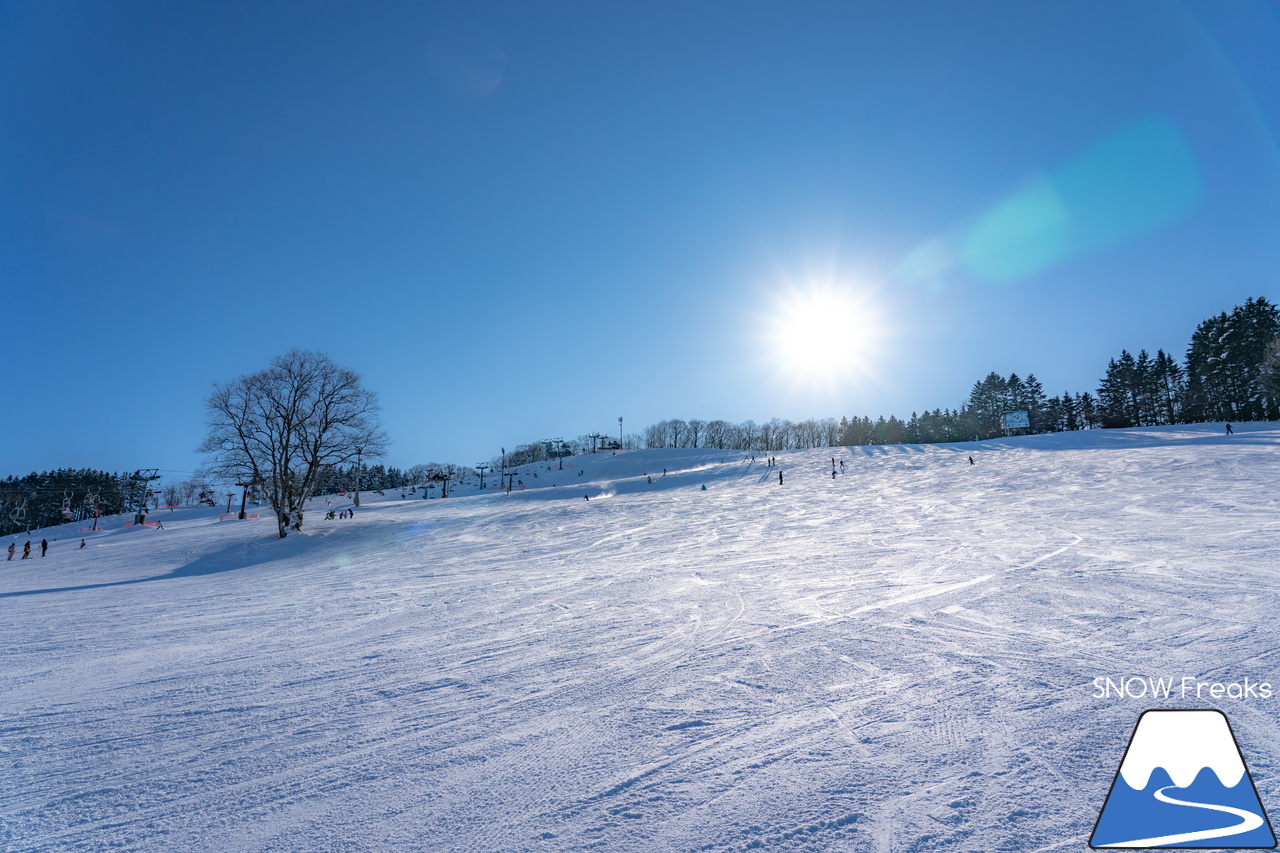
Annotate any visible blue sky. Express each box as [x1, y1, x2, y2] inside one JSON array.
[[3, 0, 1279, 480]]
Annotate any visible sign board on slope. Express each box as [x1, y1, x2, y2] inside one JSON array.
[[1004, 410, 1030, 430]]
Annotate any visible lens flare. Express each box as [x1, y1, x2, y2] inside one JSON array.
[[763, 282, 885, 393]]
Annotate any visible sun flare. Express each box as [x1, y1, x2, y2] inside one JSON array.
[[765, 283, 883, 391]]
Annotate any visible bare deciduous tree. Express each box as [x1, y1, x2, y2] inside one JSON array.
[[198, 349, 388, 538]]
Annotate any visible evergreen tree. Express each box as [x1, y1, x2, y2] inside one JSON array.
[[1184, 297, 1280, 421], [1152, 349, 1184, 424], [1099, 350, 1140, 427]]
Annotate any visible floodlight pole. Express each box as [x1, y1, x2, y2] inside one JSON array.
[[354, 446, 363, 507], [618, 416, 623, 448]]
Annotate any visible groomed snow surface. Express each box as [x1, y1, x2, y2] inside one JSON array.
[[4, 423, 1280, 853]]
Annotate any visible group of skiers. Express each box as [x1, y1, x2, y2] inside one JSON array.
[[323, 508, 356, 520], [7, 538, 48, 559], [6, 537, 96, 560]]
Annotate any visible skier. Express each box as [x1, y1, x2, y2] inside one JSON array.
[[778, 470, 783, 485], [40, 538, 48, 557], [968, 456, 975, 465], [839, 460, 845, 472], [22, 540, 31, 559], [832, 470, 836, 479], [6, 543, 13, 560], [79, 539, 86, 549], [1226, 422, 1234, 435], [155, 521, 164, 531]]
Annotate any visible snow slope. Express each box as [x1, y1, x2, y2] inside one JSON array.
[[4, 423, 1280, 852]]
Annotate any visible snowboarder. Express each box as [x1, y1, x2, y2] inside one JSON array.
[[1226, 422, 1234, 435], [839, 460, 845, 472], [22, 540, 31, 559], [6, 543, 13, 560], [832, 470, 836, 479], [584, 495, 589, 500], [79, 539, 86, 549], [40, 539, 48, 557]]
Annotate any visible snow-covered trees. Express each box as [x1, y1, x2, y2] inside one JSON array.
[[198, 350, 388, 538], [1183, 297, 1280, 422], [1258, 335, 1280, 414]]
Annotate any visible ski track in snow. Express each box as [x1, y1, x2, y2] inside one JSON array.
[[3, 424, 1280, 852]]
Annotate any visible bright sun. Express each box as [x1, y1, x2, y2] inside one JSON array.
[[766, 283, 883, 391]]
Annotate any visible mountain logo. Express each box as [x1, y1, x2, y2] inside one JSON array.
[[1091, 709, 1276, 848]]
